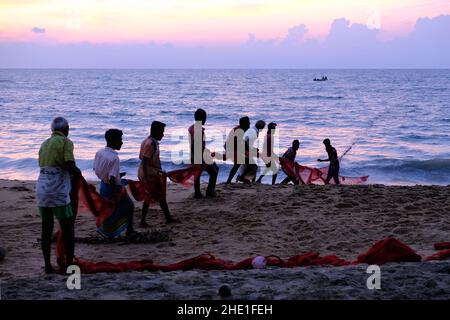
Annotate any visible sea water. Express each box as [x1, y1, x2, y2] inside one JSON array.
[[1, 69, 449, 185]]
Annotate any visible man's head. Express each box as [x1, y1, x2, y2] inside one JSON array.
[[268, 122, 277, 132], [292, 139, 300, 151], [105, 129, 123, 150], [51, 117, 69, 137], [255, 120, 266, 131], [194, 108, 207, 125], [239, 116, 250, 131], [323, 138, 331, 147], [151, 121, 166, 141]]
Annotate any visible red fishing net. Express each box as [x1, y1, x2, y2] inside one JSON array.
[[55, 168, 448, 273], [127, 176, 167, 205], [279, 157, 369, 184], [357, 238, 422, 264], [64, 237, 450, 274], [56, 165, 203, 270]]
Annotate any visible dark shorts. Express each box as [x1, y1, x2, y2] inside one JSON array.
[[39, 204, 73, 222]]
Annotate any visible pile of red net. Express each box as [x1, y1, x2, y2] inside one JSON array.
[[64, 237, 449, 274]]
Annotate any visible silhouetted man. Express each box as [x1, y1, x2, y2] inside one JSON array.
[[225, 116, 250, 184], [318, 138, 340, 184], [138, 121, 177, 226], [280, 139, 302, 185], [257, 122, 278, 185], [237, 120, 266, 183], [188, 108, 219, 198]]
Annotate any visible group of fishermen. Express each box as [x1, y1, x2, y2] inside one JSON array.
[[36, 110, 340, 273]]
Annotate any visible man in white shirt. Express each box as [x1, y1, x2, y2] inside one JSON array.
[[93, 129, 135, 238], [237, 120, 266, 183], [94, 145, 120, 185]]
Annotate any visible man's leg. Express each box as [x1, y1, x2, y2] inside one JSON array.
[[41, 208, 55, 273], [206, 163, 219, 196], [250, 164, 258, 183], [140, 202, 150, 227], [280, 176, 291, 184], [226, 164, 240, 184], [237, 164, 251, 183], [325, 167, 334, 185], [123, 196, 135, 235], [194, 175, 203, 198], [257, 165, 271, 183], [272, 173, 278, 185], [333, 168, 340, 185], [59, 217, 74, 270], [267, 163, 278, 185], [237, 155, 250, 183], [159, 199, 178, 223]]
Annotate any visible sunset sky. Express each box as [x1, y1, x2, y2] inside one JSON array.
[[1, 0, 449, 44]]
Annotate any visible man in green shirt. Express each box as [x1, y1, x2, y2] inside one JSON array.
[[36, 117, 81, 273]]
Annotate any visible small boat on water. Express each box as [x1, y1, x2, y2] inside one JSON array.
[[314, 76, 328, 81]]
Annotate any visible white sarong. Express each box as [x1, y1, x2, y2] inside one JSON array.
[[36, 166, 72, 207]]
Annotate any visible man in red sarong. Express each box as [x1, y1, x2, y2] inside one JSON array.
[[138, 121, 177, 227], [188, 108, 219, 198]]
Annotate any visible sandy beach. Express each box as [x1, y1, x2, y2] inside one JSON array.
[[1, 179, 450, 299]]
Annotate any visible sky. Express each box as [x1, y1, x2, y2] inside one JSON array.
[[0, 0, 449, 67]]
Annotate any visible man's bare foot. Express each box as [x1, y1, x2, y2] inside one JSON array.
[[206, 191, 217, 198], [194, 192, 203, 199], [139, 221, 150, 228], [237, 176, 251, 184], [166, 217, 180, 224], [126, 229, 139, 237], [45, 265, 55, 274]]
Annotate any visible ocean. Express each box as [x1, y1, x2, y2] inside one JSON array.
[[0, 69, 449, 185]]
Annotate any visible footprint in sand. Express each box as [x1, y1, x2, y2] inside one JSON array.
[[404, 205, 420, 211], [335, 202, 354, 209], [10, 186, 32, 192]]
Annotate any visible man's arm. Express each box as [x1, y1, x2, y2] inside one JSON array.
[[142, 157, 151, 179], [64, 140, 81, 176], [65, 160, 81, 176], [318, 150, 331, 162], [109, 156, 122, 199], [142, 157, 165, 178]]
